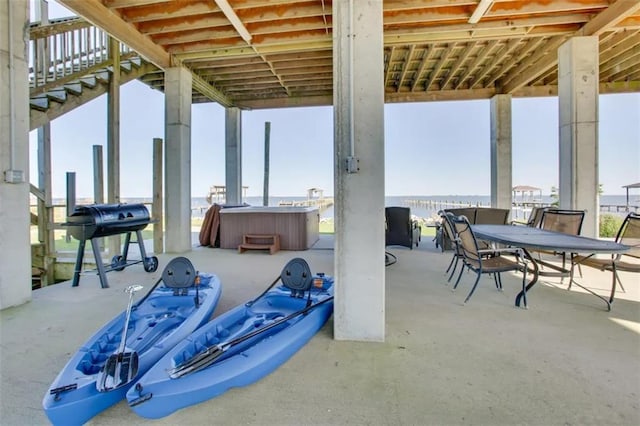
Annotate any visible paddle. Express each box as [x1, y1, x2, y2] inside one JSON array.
[[168, 295, 334, 379], [96, 284, 144, 392]]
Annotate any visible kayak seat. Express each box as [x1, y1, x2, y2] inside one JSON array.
[[280, 258, 313, 298], [161, 256, 197, 294]]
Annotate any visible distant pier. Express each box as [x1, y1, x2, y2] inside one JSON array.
[[279, 188, 334, 213], [404, 198, 638, 216]]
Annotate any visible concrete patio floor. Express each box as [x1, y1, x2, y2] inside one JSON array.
[[1, 235, 639, 425]]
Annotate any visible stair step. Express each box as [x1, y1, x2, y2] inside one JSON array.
[[130, 56, 142, 67], [46, 88, 67, 103], [120, 61, 132, 72], [79, 75, 97, 88], [63, 81, 83, 96], [30, 95, 49, 111], [238, 234, 280, 255], [95, 70, 110, 83]]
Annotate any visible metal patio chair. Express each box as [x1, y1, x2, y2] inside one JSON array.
[[534, 209, 586, 276], [475, 207, 510, 225], [439, 211, 464, 283], [571, 212, 640, 306], [385, 207, 421, 249], [451, 215, 528, 306], [512, 206, 548, 228]]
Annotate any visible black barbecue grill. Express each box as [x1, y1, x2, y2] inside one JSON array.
[[65, 203, 159, 288]]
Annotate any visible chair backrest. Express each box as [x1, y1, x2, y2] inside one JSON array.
[[527, 207, 548, 228], [444, 207, 477, 224], [385, 206, 412, 247], [540, 209, 585, 235], [617, 212, 640, 259], [451, 214, 481, 262], [475, 208, 510, 225], [162, 256, 197, 289], [439, 211, 460, 252]]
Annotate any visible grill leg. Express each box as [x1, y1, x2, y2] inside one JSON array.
[[136, 230, 148, 259], [71, 239, 86, 287], [91, 239, 109, 288], [121, 232, 133, 262]]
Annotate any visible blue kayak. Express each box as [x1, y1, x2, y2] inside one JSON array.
[[126, 257, 334, 419], [43, 257, 222, 425]]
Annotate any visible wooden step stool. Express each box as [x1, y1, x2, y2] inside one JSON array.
[[238, 234, 280, 255]]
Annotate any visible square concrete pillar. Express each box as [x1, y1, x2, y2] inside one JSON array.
[[0, 0, 32, 309], [558, 37, 599, 237], [333, 0, 385, 342], [164, 67, 192, 252], [225, 107, 243, 205], [490, 94, 513, 211]]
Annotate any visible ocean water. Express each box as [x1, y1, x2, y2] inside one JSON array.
[[189, 194, 635, 222]]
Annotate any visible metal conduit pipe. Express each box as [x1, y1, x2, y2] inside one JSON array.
[[7, 0, 16, 171]]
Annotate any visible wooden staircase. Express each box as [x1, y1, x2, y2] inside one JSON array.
[[29, 17, 160, 131]]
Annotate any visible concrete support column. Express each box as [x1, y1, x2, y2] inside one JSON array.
[[558, 37, 599, 237], [164, 67, 192, 252], [333, 0, 385, 342], [225, 107, 242, 205], [490, 94, 513, 211], [0, 0, 31, 309]]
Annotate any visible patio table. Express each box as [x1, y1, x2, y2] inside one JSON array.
[[471, 224, 628, 310]]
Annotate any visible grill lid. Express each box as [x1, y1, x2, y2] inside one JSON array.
[[66, 203, 151, 240]]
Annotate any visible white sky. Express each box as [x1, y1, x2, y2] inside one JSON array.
[[28, 1, 640, 199]]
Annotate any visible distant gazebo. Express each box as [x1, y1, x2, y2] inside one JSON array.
[[512, 185, 543, 203], [622, 183, 640, 207]]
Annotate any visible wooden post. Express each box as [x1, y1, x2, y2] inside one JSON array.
[[153, 138, 164, 254], [93, 145, 104, 251], [263, 121, 271, 206], [66, 172, 76, 217], [93, 145, 104, 204], [107, 36, 121, 255], [36, 0, 54, 285]]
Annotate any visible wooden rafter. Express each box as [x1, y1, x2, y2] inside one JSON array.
[[440, 42, 475, 90], [397, 45, 416, 92], [425, 43, 457, 91]]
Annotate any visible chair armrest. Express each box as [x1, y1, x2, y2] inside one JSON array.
[[478, 247, 525, 258]]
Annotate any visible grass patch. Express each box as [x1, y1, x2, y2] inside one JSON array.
[[319, 218, 437, 237]]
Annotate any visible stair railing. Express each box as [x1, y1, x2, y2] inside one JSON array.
[[29, 16, 132, 97]]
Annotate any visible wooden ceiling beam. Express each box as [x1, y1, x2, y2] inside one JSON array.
[[103, 0, 170, 8], [501, 35, 567, 93], [384, 46, 397, 88], [153, 27, 239, 46], [454, 39, 499, 90], [578, 0, 640, 36], [119, 1, 219, 23], [424, 43, 457, 91], [272, 58, 332, 70], [397, 45, 416, 92], [235, 95, 332, 110], [599, 29, 640, 53], [502, 35, 587, 94], [470, 38, 519, 88], [483, 38, 534, 88], [386, 87, 497, 103], [500, 0, 640, 93], [600, 45, 640, 79], [58, 0, 171, 68], [384, 1, 607, 26], [440, 43, 475, 90], [410, 46, 433, 92], [489, 0, 610, 18], [137, 13, 229, 35]]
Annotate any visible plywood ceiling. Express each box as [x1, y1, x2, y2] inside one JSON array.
[[58, 0, 640, 109]]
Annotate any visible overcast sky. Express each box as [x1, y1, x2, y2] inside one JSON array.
[[29, 1, 640, 199]]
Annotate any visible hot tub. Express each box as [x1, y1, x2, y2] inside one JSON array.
[[219, 206, 320, 250]]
